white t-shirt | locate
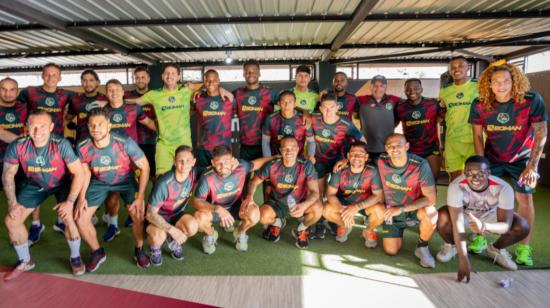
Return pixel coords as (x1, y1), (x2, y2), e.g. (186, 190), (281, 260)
(447, 175), (514, 221)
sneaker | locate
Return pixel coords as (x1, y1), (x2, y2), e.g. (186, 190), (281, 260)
(468, 235), (487, 254)
(124, 217), (133, 227)
(233, 228), (249, 252)
(3, 260), (35, 281)
(293, 228), (310, 249)
(166, 235), (180, 252)
(170, 245), (184, 261)
(134, 247), (151, 268)
(91, 215), (98, 226)
(515, 244), (534, 266)
(309, 221), (326, 240)
(150, 249), (163, 266)
(102, 213), (110, 224)
(102, 224), (120, 242)
(86, 248), (106, 272)
(28, 223), (45, 246)
(414, 246), (436, 268)
(335, 226), (352, 243)
(70, 256), (85, 276)
(363, 230), (378, 248)
(202, 230), (219, 255)
(436, 243), (457, 263)
(262, 225), (282, 242)
(323, 220), (339, 236)
(487, 244), (517, 270)
(222, 223), (235, 233)
(53, 221), (65, 233)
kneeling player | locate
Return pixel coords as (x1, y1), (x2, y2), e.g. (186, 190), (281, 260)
(146, 145), (199, 265)
(437, 156), (530, 279)
(75, 109), (150, 271)
(244, 136), (323, 249)
(323, 142), (384, 246)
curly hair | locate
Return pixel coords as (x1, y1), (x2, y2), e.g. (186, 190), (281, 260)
(478, 63), (530, 109)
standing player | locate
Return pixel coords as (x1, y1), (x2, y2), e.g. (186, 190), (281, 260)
(192, 70), (236, 175)
(244, 136), (323, 249)
(439, 56), (478, 181)
(146, 145), (198, 266)
(75, 109), (151, 271)
(331, 72), (360, 122)
(193, 145), (272, 254)
(436, 156), (530, 276)
(3, 110), (84, 280)
(357, 75), (400, 162)
(291, 65), (319, 113)
(234, 60), (276, 161)
(470, 63), (547, 266)
(395, 79), (445, 180)
(376, 134), (438, 268)
(0, 77), (28, 175)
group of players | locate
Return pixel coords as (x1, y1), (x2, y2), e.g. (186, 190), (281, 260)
(0, 56), (546, 283)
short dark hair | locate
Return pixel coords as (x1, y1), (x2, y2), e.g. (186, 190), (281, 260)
(28, 109), (52, 122)
(212, 145), (232, 159)
(278, 90), (296, 102)
(404, 78), (422, 87)
(204, 69), (219, 78)
(87, 108), (110, 121)
(42, 62), (61, 72)
(465, 155), (490, 169)
(320, 92), (337, 105)
(450, 56), (468, 64)
(81, 69), (99, 82)
(279, 135), (297, 145)
(295, 65), (311, 76)
(334, 71), (348, 79)
(134, 66), (150, 75)
(243, 60), (260, 70)
(162, 63), (180, 75)
(105, 79), (123, 89)
(347, 141), (368, 155)
(175, 145), (194, 157)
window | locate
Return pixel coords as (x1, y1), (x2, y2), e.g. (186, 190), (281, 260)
(336, 65), (357, 79)
(291, 64), (315, 80)
(525, 51), (550, 74)
(182, 67), (202, 82)
(358, 64), (447, 79)
(204, 66), (243, 82)
(258, 64), (291, 81)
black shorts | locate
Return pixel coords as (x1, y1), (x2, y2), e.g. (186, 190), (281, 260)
(195, 149), (213, 176)
(239, 144), (263, 161)
(139, 143), (156, 177)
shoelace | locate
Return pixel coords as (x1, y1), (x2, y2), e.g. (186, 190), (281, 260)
(271, 226), (281, 236)
(491, 248), (512, 264)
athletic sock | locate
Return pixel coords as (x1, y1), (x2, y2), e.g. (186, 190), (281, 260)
(14, 241), (31, 262)
(67, 238), (81, 259)
(297, 222), (307, 232)
(273, 218), (282, 228)
(417, 239), (429, 247)
(110, 215), (119, 228)
(31, 220), (41, 227)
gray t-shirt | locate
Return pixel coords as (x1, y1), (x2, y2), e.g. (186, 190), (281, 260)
(358, 94), (400, 153)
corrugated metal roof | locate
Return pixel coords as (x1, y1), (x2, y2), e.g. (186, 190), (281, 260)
(0, 54), (138, 68)
(144, 49), (327, 62)
(0, 30), (89, 51)
(370, 0), (550, 14)
(336, 46), (530, 59)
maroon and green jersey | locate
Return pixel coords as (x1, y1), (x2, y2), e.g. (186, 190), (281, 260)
(125, 89), (157, 145)
(67, 93), (105, 141)
(0, 103), (28, 165)
(194, 159), (252, 209)
(262, 110), (313, 155)
(337, 93), (359, 120)
(395, 97), (444, 157)
(311, 113), (363, 164)
(103, 102), (146, 142)
(77, 133), (144, 185)
(328, 165), (382, 206)
(234, 86), (276, 146)
(192, 93), (236, 151)
(377, 153), (435, 208)
(469, 92), (548, 164)
(149, 168), (197, 220)
(257, 157), (318, 204)
(18, 86), (75, 136)
(4, 135), (78, 189)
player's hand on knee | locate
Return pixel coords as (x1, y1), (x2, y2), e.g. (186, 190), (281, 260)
(54, 201), (73, 220)
(130, 198), (145, 220)
(341, 205), (359, 227)
(7, 203), (24, 220)
(169, 227), (187, 245)
(290, 204), (306, 218)
(74, 198), (88, 221)
(217, 207), (234, 228)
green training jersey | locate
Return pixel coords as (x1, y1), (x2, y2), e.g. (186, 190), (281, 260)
(439, 79), (478, 143)
(292, 87), (319, 113)
(140, 86), (192, 147)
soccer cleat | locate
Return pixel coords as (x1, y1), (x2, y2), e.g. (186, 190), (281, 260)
(414, 246), (436, 268)
(86, 248), (106, 272)
(102, 224), (120, 242)
(515, 244), (534, 266)
(233, 228), (249, 252)
(293, 228), (310, 249)
(323, 220), (339, 236)
(28, 223), (45, 246)
(309, 221), (326, 240)
(335, 226), (352, 243)
(487, 244), (517, 271)
(468, 235), (487, 254)
(124, 217), (133, 227)
(3, 260), (35, 281)
(53, 221), (66, 233)
(150, 249), (163, 266)
(436, 243), (457, 262)
(262, 225), (282, 242)
(363, 230), (378, 249)
(134, 247), (151, 268)
(70, 256), (85, 276)
(202, 230), (219, 255)
(170, 245), (184, 261)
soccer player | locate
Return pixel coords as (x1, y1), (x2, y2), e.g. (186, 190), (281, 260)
(375, 133), (438, 268)
(331, 72), (360, 122)
(262, 90), (315, 159)
(0, 78), (28, 175)
(146, 145), (198, 266)
(436, 156), (530, 277)
(439, 56), (478, 181)
(470, 63), (547, 266)
(193, 145), (273, 254)
(323, 142), (384, 245)
(75, 109), (151, 271)
(357, 75), (400, 162)
(234, 60), (276, 161)
(65, 69), (105, 142)
(244, 136), (323, 249)
(291, 65), (319, 113)
(3, 110), (85, 281)
(192, 69), (237, 175)
(395, 79), (445, 180)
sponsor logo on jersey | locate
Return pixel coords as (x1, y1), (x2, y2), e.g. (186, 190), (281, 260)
(100, 155), (111, 165)
(321, 129), (330, 138)
(283, 125), (292, 135)
(36, 156), (46, 166)
(168, 96), (176, 103)
(247, 96), (257, 105)
(300, 99), (307, 106)
(391, 174), (402, 184)
(385, 103), (393, 110)
(45, 97), (55, 107)
(412, 110), (421, 120)
(337, 101), (343, 110)
(456, 92), (464, 99)
(5, 113), (15, 122)
(497, 113), (510, 124)
(284, 174), (294, 183)
(112, 114), (123, 123)
(210, 101), (219, 110)
(224, 182), (235, 191)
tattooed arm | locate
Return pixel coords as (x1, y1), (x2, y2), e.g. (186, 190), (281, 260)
(520, 122), (548, 186)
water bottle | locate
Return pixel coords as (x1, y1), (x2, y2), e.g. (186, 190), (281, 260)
(287, 195), (297, 211)
(498, 278), (513, 288)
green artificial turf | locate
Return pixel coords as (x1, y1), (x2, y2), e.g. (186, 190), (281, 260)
(1, 185), (549, 276)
